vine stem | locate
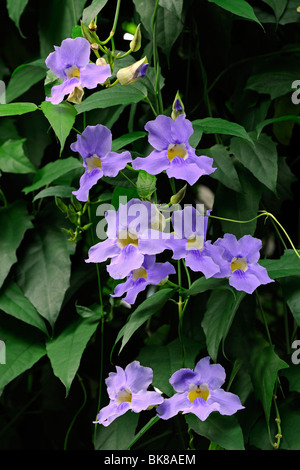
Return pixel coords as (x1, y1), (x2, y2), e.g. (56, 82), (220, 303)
(126, 415), (160, 450)
(151, 0), (163, 115)
(64, 374), (87, 450)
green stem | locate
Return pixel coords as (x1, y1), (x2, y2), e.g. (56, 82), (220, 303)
(64, 374), (87, 450)
(255, 291), (272, 346)
(120, 170), (137, 187)
(126, 415), (160, 450)
(151, 0), (163, 114)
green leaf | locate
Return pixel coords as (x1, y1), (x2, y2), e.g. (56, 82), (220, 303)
(159, 0), (183, 19)
(186, 413), (245, 450)
(46, 315), (99, 395)
(5, 60), (47, 103)
(249, 339), (288, 421)
(111, 186), (139, 210)
(16, 210), (76, 330)
(0, 102), (38, 116)
(192, 118), (253, 143)
(261, 0), (288, 21)
(114, 288), (176, 354)
(280, 276), (300, 326)
(183, 277), (230, 297)
(6, 0), (29, 37)
(95, 410), (139, 450)
(75, 82), (147, 114)
(203, 144), (242, 192)
(0, 315), (46, 389)
(208, 0), (263, 28)
(0, 139), (36, 174)
(0, 201), (33, 289)
(0, 281), (48, 335)
(32, 185), (76, 202)
(259, 250), (300, 279)
(82, 0), (109, 25)
(214, 165), (264, 238)
(111, 131), (147, 152)
(230, 132), (278, 193)
(256, 115), (300, 139)
(136, 170), (157, 200)
(201, 289), (246, 362)
(40, 101), (77, 154)
(137, 338), (201, 397)
(22, 156), (82, 194)
(246, 70), (299, 100)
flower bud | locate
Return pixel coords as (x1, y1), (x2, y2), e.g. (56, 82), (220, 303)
(170, 184), (187, 205)
(67, 85), (84, 104)
(88, 19), (97, 31)
(81, 20), (99, 46)
(96, 57), (108, 66)
(171, 91), (185, 120)
(117, 56), (148, 86)
(130, 24), (142, 52)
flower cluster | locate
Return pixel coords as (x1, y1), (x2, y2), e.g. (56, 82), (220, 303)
(94, 358), (244, 427)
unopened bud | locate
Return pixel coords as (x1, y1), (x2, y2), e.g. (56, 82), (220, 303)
(96, 57), (107, 66)
(81, 21), (99, 46)
(171, 91), (185, 120)
(130, 24), (142, 52)
(91, 42), (99, 51)
(67, 85), (84, 104)
(88, 19), (97, 31)
(117, 56), (148, 86)
(170, 184), (187, 205)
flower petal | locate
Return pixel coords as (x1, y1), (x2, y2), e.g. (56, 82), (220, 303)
(145, 115), (173, 150)
(85, 237), (120, 264)
(169, 368), (198, 393)
(125, 361), (153, 392)
(46, 77), (79, 105)
(107, 244), (144, 279)
(101, 151), (132, 177)
(185, 249), (221, 277)
(132, 150), (170, 175)
(170, 114), (194, 144)
(45, 37), (91, 78)
(80, 62), (111, 89)
(72, 167), (103, 202)
(105, 366), (127, 400)
(157, 392), (191, 420)
(194, 356), (226, 389)
(70, 124), (112, 159)
(209, 388), (245, 415)
(131, 391), (164, 412)
(166, 157), (205, 185)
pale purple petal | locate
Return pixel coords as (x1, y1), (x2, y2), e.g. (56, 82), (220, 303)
(131, 391), (163, 412)
(95, 401), (130, 426)
(188, 154), (216, 176)
(138, 229), (170, 255)
(166, 157), (206, 185)
(45, 37), (91, 78)
(111, 277), (134, 298)
(142, 254), (156, 270)
(170, 114), (194, 144)
(105, 366), (127, 399)
(86, 237), (120, 263)
(157, 392), (192, 420)
(172, 206), (205, 239)
(186, 398), (220, 421)
(132, 150), (170, 174)
(169, 368), (198, 393)
(234, 235), (262, 263)
(46, 77), (79, 104)
(248, 264), (274, 285)
(214, 234), (242, 261)
(125, 361), (153, 392)
(70, 124), (112, 159)
(145, 115), (173, 150)
(229, 269), (261, 294)
(101, 151), (132, 177)
(167, 236), (188, 260)
(80, 62), (111, 88)
(185, 249), (221, 278)
(72, 167), (103, 202)
(123, 278), (148, 304)
(147, 262), (176, 284)
(194, 356), (226, 389)
(209, 389), (244, 415)
(107, 244), (144, 279)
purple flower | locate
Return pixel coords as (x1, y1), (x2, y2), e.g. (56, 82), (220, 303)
(167, 206), (224, 278)
(212, 233), (274, 294)
(156, 356), (244, 422)
(86, 199), (170, 279)
(71, 124), (132, 201)
(94, 361), (164, 427)
(45, 37), (111, 104)
(111, 254), (176, 304)
(132, 114), (216, 185)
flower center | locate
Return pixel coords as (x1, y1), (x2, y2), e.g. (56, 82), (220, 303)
(132, 267), (147, 281)
(230, 256), (248, 273)
(116, 388), (132, 405)
(65, 65), (81, 80)
(187, 234), (204, 251)
(86, 154), (102, 173)
(167, 143), (188, 162)
(188, 383), (210, 403)
(117, 230), (139, 249)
